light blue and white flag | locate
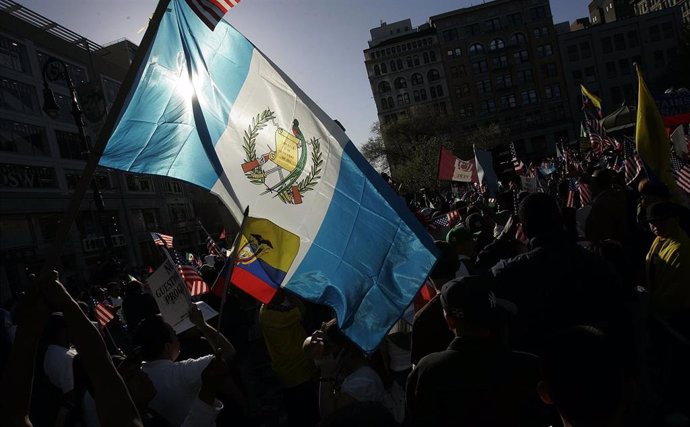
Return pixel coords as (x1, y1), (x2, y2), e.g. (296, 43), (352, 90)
(473, 146), (499, 197)
(99, 0), (436, 351)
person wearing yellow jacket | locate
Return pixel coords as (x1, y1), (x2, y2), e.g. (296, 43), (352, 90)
(645, 201), (690, 318)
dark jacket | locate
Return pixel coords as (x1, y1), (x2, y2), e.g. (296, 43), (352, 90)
(490, 237), (625, 354)
(406, 337), (549, 427)
(410, 295), (453, 366)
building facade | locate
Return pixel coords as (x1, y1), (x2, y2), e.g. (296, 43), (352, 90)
(364, 19), (451, 125)
(588, 0), (636, 25)
(429, 0), (574, 157)
(0, 1), (231, 302)
(557, 5), (685, 123)
(632, 0), (690, 25)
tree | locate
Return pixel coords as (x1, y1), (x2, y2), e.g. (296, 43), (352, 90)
(360, 107), (508, 192)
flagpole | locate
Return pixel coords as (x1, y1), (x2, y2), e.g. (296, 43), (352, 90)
(216, 206), (249, 332)
(35, 0), (172, 286)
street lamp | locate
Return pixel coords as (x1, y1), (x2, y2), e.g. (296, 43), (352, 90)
(41, 57), (114, 253)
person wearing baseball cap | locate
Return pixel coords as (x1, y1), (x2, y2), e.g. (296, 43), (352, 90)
(644, 201), (690, 319)
(445, 226), (477, 278)
(406, 276), (548, 427)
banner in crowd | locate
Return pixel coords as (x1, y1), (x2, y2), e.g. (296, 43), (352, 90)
(148, 258), (193, 332)
(474, 146), (499, 196)
(97, 0), (437, 352)
(654, 91), (690, 128)
(437, 146), (477, 182)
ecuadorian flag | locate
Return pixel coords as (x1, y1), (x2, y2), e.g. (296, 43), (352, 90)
(98, 0), (437, 352)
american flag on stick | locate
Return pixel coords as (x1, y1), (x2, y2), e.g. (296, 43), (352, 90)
(172, 250), (209, 296)
(185, 0), (241, 31)
(579, 182), (592, 206)
(671, 154), (690, 195)
(621, 137), (643, 185)
(95, 302), (115, 327)
(150, 232), (174, 248)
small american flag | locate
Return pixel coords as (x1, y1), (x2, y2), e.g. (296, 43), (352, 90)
(566, 179), (578, 209)
(150, 232), (174, 248)
(671, 154), (690, 195)
(185, 0), (240, 31)
(429, 210), (461, 230)
(579, 182), (592, 206)
(172, 250), (209, 296)
(621, 137), (642, 185)
(95, 302), (115, 327)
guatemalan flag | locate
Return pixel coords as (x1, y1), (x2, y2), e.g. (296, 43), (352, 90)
(98, 0), (437, 352)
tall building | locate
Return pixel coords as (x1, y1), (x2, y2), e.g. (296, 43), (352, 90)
(0, 1), (230, 301)
(363, 19), (451, 125)
(429, 0), (573, 157)
(557, 5), (685, 123)
(632, 0), (690, 25)
(588, 0), (636, 25)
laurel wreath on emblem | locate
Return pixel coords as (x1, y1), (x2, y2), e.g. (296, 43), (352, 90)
(241, 108), (323, 204)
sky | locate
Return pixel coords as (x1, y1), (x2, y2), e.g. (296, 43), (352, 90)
(18, 0), (587, 148)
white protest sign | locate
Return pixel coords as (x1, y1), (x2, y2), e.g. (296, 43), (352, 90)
(147, 259), (192, 332)
(173, 301), (219, 334)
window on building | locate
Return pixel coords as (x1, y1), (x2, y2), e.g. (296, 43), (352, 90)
(517, 69), (533, 84)
(486, 18), (501, 32)
(619, 58), (631, 75)
(381, 97), (389, 109)
(611, 86), (623, 105)
(545, 84), (561, 99)
(466, 23), (481, 36)
(0, 78), (39, 115)
(572, 69), (582, 82)
(36, 52), (88, 87)
(0, 119), (48, 156)
(420, 89), (427, 101)
(496, 74), (513, 89)
(653, 51), (664, 68)
(493, 55), (509, 69)
(500, 94), (517, 109)
(529, 6), (547, 20)
(584, 66), (596, 82)
(411, 73), (423, 86)
(423, 52), (429, 64)
(126, 174), (153, 192)
(430, 86), (437, 99)
(443, 29), (459, 42)
(509, 32), (527, 46)
(406, 57), (413, 68)
(427, 69), (440, 81)
(476, 79), (492, 94)
(458, 103), (475, 118)
(472, 60), (488, 74)
(489, 38), (505, 51)
(66, 170), (113, 191)
(429, 51), (436, 62)
(469, 43), (485, 55)
(507, 12), (522, 26)
(480, 99), (497, 115)
(458, 83), (471, 96)
(580, 42), (592, 59)
(567, 45), (579, 62)
(374, 64), (380, 76)
(627, 31), (639, 47)
(614, 34), (626, 51)
(413, 90), (420, 103)
(397, 59), (403, 69)
(450, 66), (459, 78)
(378, 81), (391, 93)
(537, 44), (553, 57)
(521, 89), (538, 105)
(533, 26), (549, 38)
(413, 55), (420, 66)
(380, 63), (387, 74)
(166, 181), (183, 193)
(56, 130), (87, 160)
(601, 37), (613, 54)
(513, 50), (529, 63)
(0, 35), (31, 74)
(390, 61), (397, 72)
(394, 77), (407, 90)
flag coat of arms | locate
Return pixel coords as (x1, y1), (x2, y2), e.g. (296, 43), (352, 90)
(98, 0), (437, 351)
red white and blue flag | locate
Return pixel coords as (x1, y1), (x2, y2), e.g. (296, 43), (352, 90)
(150, 232), (174, 248)
(185, 0), (240, 31)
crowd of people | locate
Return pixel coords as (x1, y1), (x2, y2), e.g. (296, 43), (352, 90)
(1, 152), (689, 426)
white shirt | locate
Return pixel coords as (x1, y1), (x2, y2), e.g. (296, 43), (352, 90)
(340, 365), (384, 403)
(143, 355), (214, 426)
(181, 398), (223, 427)
(43, 344), (77, 393)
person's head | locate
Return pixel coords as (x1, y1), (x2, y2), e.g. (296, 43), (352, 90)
(446, 226), (477, 258)
(638, 179), (670, 207)
(465, 213), (486, 236)
(518, 193), (563, 240)
(133, 315), (180, 362)
(439, 275), (514, 338)
(113, 351), (156, 409)
(646, 201), (680, 238)
(124, 279), (144, 296)
(429, 241), (460, 291)
(538, 326), (626, 427)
